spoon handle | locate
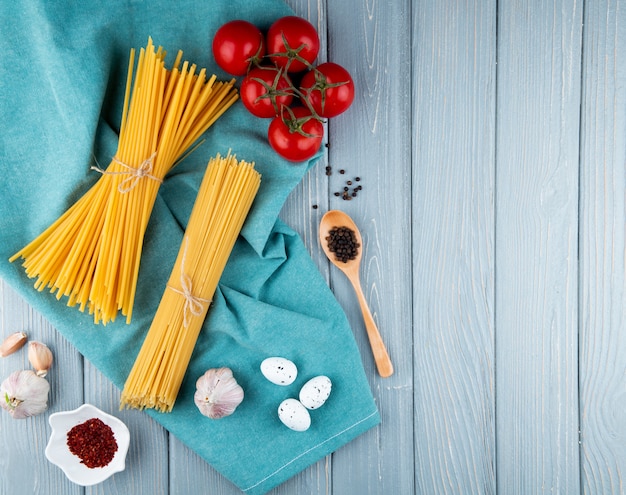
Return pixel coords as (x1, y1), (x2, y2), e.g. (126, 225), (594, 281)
(350, 279), (394, 378)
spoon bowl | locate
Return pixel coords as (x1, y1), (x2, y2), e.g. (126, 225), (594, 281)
(319, 209), (362, 269)
(319, 210), (393, 378)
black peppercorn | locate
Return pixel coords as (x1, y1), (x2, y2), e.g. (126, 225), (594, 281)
(325, 226), (360, 263)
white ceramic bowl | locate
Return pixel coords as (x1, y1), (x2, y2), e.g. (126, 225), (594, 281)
(45, 403), (130, 486)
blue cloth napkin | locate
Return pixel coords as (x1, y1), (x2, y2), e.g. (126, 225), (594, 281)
(0, 1), (379, 493)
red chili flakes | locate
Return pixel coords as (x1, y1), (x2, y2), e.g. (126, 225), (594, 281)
(66, 417), (118, 468)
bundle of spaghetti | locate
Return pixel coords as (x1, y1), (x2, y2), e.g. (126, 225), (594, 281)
(120, 153), (261, 412)
(9, 38), (238, 325)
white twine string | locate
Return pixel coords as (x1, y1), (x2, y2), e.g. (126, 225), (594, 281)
(91, 152), (162, 193)
(167, 236), (211, 328)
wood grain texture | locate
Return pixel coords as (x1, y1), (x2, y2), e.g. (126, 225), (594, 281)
(495, 0), (582, 493)
(412, 1), (497, 494)
(3, 0), (626, 494)
(322, 0), (415, 494)
(578, 0), (626, 492)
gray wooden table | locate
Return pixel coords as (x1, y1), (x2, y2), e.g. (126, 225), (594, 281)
(2, 0), (626, 494)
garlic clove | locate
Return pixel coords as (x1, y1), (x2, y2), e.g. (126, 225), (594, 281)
(28, 341), (53, 377)
(1, 369), (50, 419)
(0, 332), (27, 357)
(194, 367), (244, 419)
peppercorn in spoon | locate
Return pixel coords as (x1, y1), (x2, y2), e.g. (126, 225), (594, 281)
(319, 210), (394, 378)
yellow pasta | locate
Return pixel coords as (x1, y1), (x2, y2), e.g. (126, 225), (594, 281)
(120, 153), (260, 412)
(9, 38), (238, 325)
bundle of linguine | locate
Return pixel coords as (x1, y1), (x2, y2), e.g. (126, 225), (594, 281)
(121, 152), (261, 412)
(10, 38), (238, 325)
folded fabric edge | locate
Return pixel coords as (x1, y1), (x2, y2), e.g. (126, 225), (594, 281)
(240, 408), (380, 495)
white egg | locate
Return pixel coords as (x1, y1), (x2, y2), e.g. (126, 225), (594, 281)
(277, 398), (311, 432)
(260, 357), (298, 386)
(299, 375), (332, 410)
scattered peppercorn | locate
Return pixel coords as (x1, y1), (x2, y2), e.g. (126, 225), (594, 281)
(321, 166), (364, 205)
(66, 418), (118, 468)
(325, 226), (360, 263)
(312, 204), (318, 209)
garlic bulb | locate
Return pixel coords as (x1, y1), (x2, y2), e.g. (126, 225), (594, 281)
(1, 370), (50, 419)
(0, 332), (27, 357)
(194, 368), (244, 419)
(28, 341), (53, 377)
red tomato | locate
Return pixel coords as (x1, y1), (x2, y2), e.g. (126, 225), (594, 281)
(212, 20), (265, 76)
(266, 16), (320, 73)
(268, 106), (324, 162)
(240, 67), (294, 118)
(300, 62), (355, 118)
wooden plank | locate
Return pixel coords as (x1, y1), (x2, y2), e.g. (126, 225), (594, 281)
(321, 0), (414, 494)
(495, 0), (582, 492)
(578, 0), (626, 491)
(411, 1), (497, 493)
(0, 280), (83, 495)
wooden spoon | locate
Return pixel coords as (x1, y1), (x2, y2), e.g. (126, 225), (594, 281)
(319, 210), (394, 378)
